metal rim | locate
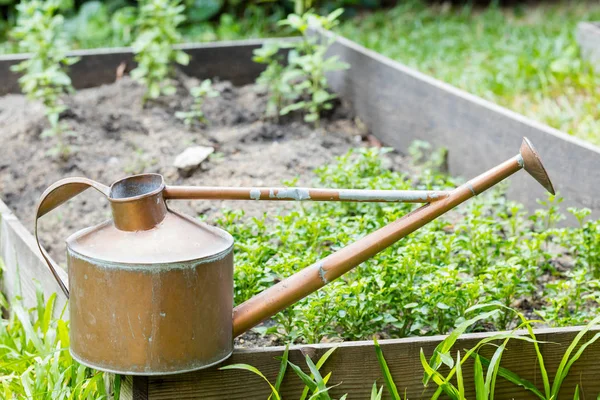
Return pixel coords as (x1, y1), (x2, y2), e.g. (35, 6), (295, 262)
(69, 348), (234, 376)
(108, 173), (166, 203)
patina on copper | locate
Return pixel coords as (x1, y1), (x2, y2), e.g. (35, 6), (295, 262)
(35, 137), (554, 375)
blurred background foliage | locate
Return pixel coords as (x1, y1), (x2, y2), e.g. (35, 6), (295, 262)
(0, 0), (386, 50)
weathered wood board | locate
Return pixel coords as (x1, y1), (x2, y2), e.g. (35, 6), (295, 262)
(0, 199), (68, 313)
(122, 326), (600, 399)
(577, 22), (600, 63)
(321, 30), (600, 219)
(0, 38), (297, 96)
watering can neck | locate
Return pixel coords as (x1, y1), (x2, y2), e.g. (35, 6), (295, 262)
(109, 174), (168, 231)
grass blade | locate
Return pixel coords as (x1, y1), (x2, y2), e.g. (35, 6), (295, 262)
(288, 360), (318, 392)
(480, 356), (546, 400)
(420, 349), (460, 399)
(573, 384), (580, 400)
(553, 331), (600, 398)
(374, 337), (401, 400)
(484, 343), (506, 400)
(300, 347), (338, 400)
(456, 351), (464, 400)
(474, 355), (486, 400)
(424, 310), (499, 385)
(305, 355), (327, 391)
(551, 315), (600, 397)
(274, 345), (289, 393)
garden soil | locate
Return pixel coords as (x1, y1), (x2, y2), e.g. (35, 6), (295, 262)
(0, 74), (413, 346)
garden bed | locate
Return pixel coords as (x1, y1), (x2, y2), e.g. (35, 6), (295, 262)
(1, 35), (600, 399)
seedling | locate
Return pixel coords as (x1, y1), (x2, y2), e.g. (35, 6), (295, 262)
(10, 0), (79, 159)
(253, 9), (349, 125)
(176, 79), (220, 126)
(131, 0), (190, 103)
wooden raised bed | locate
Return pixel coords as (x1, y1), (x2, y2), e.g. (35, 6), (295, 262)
(577, 22), (600, 63)
(2, 33), (600, 399)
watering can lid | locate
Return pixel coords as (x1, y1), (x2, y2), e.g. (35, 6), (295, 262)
(66, 210), (233, 266)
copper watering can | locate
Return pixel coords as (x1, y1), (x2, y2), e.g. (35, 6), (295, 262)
(35, 137), (554, 375)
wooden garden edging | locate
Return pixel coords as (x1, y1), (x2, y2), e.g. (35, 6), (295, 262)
(0, 198), (67, 313)
(0, 38), (297, 95)
(576, 22), (600, 63)
(120, 326), (600, 399)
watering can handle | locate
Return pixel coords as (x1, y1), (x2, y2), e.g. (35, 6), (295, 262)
(34, 177), (110, 299)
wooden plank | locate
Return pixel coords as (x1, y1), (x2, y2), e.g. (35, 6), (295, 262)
(322, 29), (600, 220)
(121, 376), (149, 400)
(0, 38), (297, 96)
(117, 326), (600, 399)
(577, 22), (600, 63)
(0, 199), (68, 313)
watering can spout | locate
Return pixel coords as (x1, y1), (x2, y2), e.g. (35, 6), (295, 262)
(520, 137), (556, 195)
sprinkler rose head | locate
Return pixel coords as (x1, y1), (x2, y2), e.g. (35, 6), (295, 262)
(520, 137), (556, 195)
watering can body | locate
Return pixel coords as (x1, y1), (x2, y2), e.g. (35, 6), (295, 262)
(67, 210), (234, 374)
(34, 138), (555, 376)
(37, 175), (236, 375)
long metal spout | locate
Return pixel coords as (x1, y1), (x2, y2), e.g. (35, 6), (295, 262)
(231, 137), (554, 337)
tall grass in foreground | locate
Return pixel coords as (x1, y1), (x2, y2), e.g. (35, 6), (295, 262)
(337, 1), (600, 144)
(222, 304), (600, 399)
(0, 262), (119, 400)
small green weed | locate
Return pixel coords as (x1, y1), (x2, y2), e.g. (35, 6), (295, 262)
(253, 9), (349, 124)
(176, 79), (220, 126)
(131, 0), (190, 103)
(10, 0), (79, 160)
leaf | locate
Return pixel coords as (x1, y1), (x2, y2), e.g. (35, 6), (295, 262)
(305, 355), (327, 391)
(424, 310), (499, 385)
(220, 364), (281, 400)
(420, 349), (460, 399)
(551, 315), (600, 397)
(274, 345), (289, 393)
(300, 347), (338, 400)
(175, 51), (190, 66)
(288, 360), (318, 392)
(374, 337), (401, 400)
(480, 356), (546, 400)
(474, 355), (486, 400)
(484, 344), (506, 400)
(186, 0), (223, 22)
(573, 384), (580, 400)
(456, 352), (465, 400)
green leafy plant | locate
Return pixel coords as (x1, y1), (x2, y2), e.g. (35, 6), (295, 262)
(176, 79), (220, 126)
(253, 9), (349, 124)
(10, 0), (79, 159)
(131, 0), (190, 102)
